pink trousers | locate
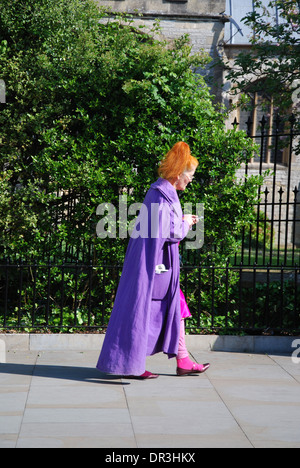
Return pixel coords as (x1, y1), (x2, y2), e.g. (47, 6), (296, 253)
(177, 319), (189, 360)
(177, 289), (191, 359)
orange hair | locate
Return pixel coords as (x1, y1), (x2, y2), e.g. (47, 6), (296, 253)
(158, 141), (198, 180)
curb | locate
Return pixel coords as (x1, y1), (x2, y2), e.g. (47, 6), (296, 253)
(0, 334), (104, 352)
(185, 334), (299, 355)
(1, 333), (299, 355)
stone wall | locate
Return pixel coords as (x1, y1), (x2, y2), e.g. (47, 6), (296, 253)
(96, 0), (226, 17)
(96, 0), (226, 98)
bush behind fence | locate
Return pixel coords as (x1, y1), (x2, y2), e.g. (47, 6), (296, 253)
(1, 260), (299, 333)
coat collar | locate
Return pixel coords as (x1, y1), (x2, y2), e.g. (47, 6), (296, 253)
(150, 178), (179, 206)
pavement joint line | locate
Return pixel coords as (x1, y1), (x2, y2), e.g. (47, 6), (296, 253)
(16, 351), (39, 449)
(268, 354), (300, 384)
(122, 380), (139, 449)
(189, 350), (255, 448)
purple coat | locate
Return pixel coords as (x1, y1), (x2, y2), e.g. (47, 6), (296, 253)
(96, 178), (190, 376)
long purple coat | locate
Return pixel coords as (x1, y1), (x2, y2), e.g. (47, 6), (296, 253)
(96, 178), (190, 376)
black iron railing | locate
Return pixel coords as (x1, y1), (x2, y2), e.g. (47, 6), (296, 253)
(0, 261), (299, 333)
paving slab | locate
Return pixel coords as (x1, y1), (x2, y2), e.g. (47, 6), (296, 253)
(0, 347), (300, 448)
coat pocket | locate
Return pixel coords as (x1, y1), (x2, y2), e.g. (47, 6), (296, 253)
(152, 268), (172, 301)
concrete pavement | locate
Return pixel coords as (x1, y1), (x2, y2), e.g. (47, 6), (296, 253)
(1, 343), (300, 448)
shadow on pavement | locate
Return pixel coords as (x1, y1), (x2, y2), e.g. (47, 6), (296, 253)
(0, 362), (130, 385)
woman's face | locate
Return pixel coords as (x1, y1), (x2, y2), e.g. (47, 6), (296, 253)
(176, 166), (196, 191)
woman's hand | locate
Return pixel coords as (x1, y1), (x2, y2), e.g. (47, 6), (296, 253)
(183, 214), (199, 228)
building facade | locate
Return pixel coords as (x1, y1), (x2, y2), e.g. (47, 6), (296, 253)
(222, 0), (300, 248)
(96, 0), (227, 99)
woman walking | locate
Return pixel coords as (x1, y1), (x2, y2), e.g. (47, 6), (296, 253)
(96, 142), (210, 379)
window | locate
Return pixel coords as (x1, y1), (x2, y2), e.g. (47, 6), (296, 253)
(224, 0), (281, 45)
(237, 87), (289, 165)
